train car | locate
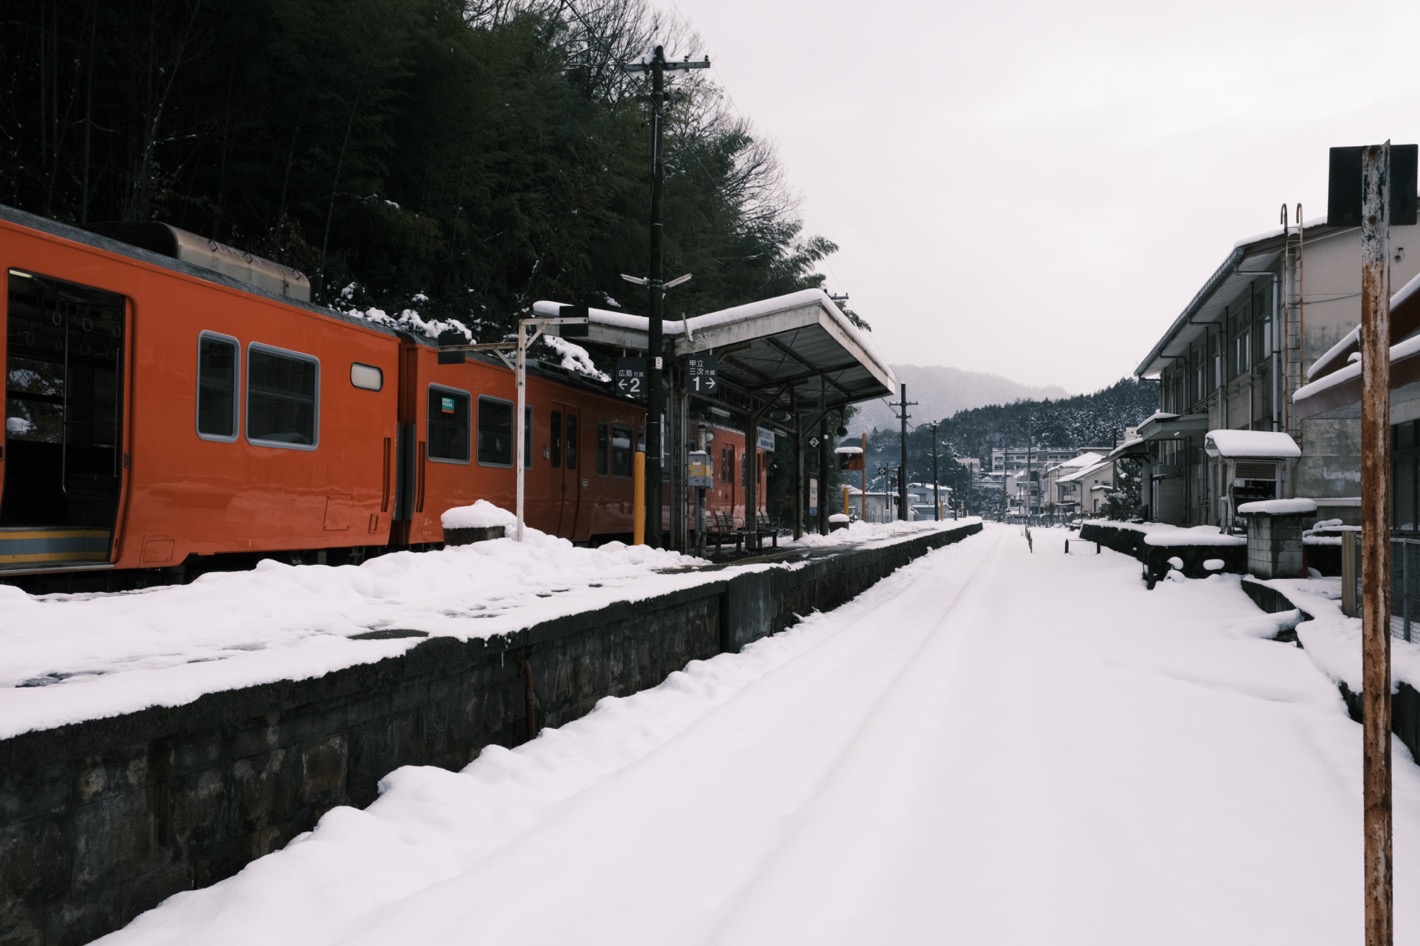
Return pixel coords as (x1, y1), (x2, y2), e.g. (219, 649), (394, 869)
(393, 342), (642, 546)
(699, 422), (770, 526)
(1, 205), (409, 579)
(0, 205), (654, 583)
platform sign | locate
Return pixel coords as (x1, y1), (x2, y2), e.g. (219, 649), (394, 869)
(687, 355), (719, 395)
(615, 358), (647, 398)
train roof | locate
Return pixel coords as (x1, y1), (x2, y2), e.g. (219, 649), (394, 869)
(0, 203), (408, 341)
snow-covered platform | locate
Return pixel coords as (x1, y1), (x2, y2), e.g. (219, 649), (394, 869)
(0, 518), (981, 943)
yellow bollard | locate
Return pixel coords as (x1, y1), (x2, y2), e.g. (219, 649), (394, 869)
(633, 450), (646, 545)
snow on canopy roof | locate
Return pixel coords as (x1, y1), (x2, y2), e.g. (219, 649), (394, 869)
(1236, 498), (1318, 516)
(1203, 429), (1301, 459)
(531, 290), (895, 414)
(834, 445), (863, 455)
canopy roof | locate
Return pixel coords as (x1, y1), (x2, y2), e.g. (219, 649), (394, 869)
(532, 289), (896, 416)
(1136, 411), (1210, 442)
(1204, 429), (1301, 459)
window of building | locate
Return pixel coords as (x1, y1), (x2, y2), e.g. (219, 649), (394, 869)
(247, 343), (318, 448)
(1395, 421), (1420, 531)
(1252, 284), (1271, 360)
(1231, 303), (1251, 378)
(427, 385), (470, 463)
(197, 332), (239, 441)
(1192, 345), (1204, 405)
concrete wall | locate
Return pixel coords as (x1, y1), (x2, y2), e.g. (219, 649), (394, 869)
(1246, 514), (1307, 579)
(0, 523), (980, 946)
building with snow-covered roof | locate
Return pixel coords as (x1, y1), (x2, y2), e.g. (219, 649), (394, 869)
(1294, 269), (1420, 531)
(1053, 455), (1116, 518)
(1133, 203), (1420, 527)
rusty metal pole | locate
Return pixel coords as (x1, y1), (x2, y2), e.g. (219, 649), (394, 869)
(1359, 142), (1394, 946)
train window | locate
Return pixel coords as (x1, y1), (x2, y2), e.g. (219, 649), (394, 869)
(550, 410), (562, 467)
(478, 397), (532, 467)
(246, 344), (318, 449)
(596, 423), (609, 475)
(197, 332), (239, 441)
(350, 363), (383, 391)
(478, 397), (514, 466)
(566, 415), (578, 470)
(427, 385), (470, 463)
(611, 425), (633, 477)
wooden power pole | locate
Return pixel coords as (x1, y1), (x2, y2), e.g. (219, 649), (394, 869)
(1359, 142), (1394, 946)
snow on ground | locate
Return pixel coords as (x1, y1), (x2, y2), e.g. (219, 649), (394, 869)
(92, 523), (1420, 946)
(0, 516), (966, 740)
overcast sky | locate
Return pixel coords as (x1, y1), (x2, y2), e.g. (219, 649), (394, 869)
(656, 0), (1420, 395)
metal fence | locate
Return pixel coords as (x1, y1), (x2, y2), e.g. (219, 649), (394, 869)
(1345, 533), (1420, 642)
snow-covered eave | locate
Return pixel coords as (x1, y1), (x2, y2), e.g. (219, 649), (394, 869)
(1203, 429), (1301, 460)
(1104, 436), (1148, 462)
(1294, 328), (1420, 419)
(1303, 270), (1420, 386)
(533, 290), (896, 409)
(1135, 223), (1344, 380)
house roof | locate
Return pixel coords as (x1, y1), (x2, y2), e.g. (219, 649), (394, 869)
(1058, 458), (1113, 484)
(1135, 219), (1343, 379)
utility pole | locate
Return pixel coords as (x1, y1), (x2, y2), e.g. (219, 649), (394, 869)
(928, 421), (941, 521)
(1359, 142), (1394, 946)
(625, 46), (709, 547)
(890, 384), (916, 521)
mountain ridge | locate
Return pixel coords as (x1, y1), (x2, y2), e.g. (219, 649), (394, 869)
(851, 364), (1073, 434)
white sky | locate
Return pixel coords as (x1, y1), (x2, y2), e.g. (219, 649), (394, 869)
(91, 524), (1420, 944)
(656, 0), (1420, 394)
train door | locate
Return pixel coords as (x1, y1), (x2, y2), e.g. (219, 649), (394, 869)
(1, 269), (125, 569)
(551, 403), (582, 537)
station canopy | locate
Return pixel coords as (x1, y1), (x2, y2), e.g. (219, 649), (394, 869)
(532, 289), (896, 415)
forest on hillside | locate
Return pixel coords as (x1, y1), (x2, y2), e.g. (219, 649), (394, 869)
(849, 377), (1160, 503)
(3, 0), (860, 339)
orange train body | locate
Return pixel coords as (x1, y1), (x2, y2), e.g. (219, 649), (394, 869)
(0, 205), (767, 579)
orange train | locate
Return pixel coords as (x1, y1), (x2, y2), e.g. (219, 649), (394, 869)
(0, 204), (767, 582)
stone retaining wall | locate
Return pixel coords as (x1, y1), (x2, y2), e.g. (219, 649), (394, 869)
(0, 523), (981, 945)
(1240, 576), (1420, 771)
(1079, 521), (1246, 587)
